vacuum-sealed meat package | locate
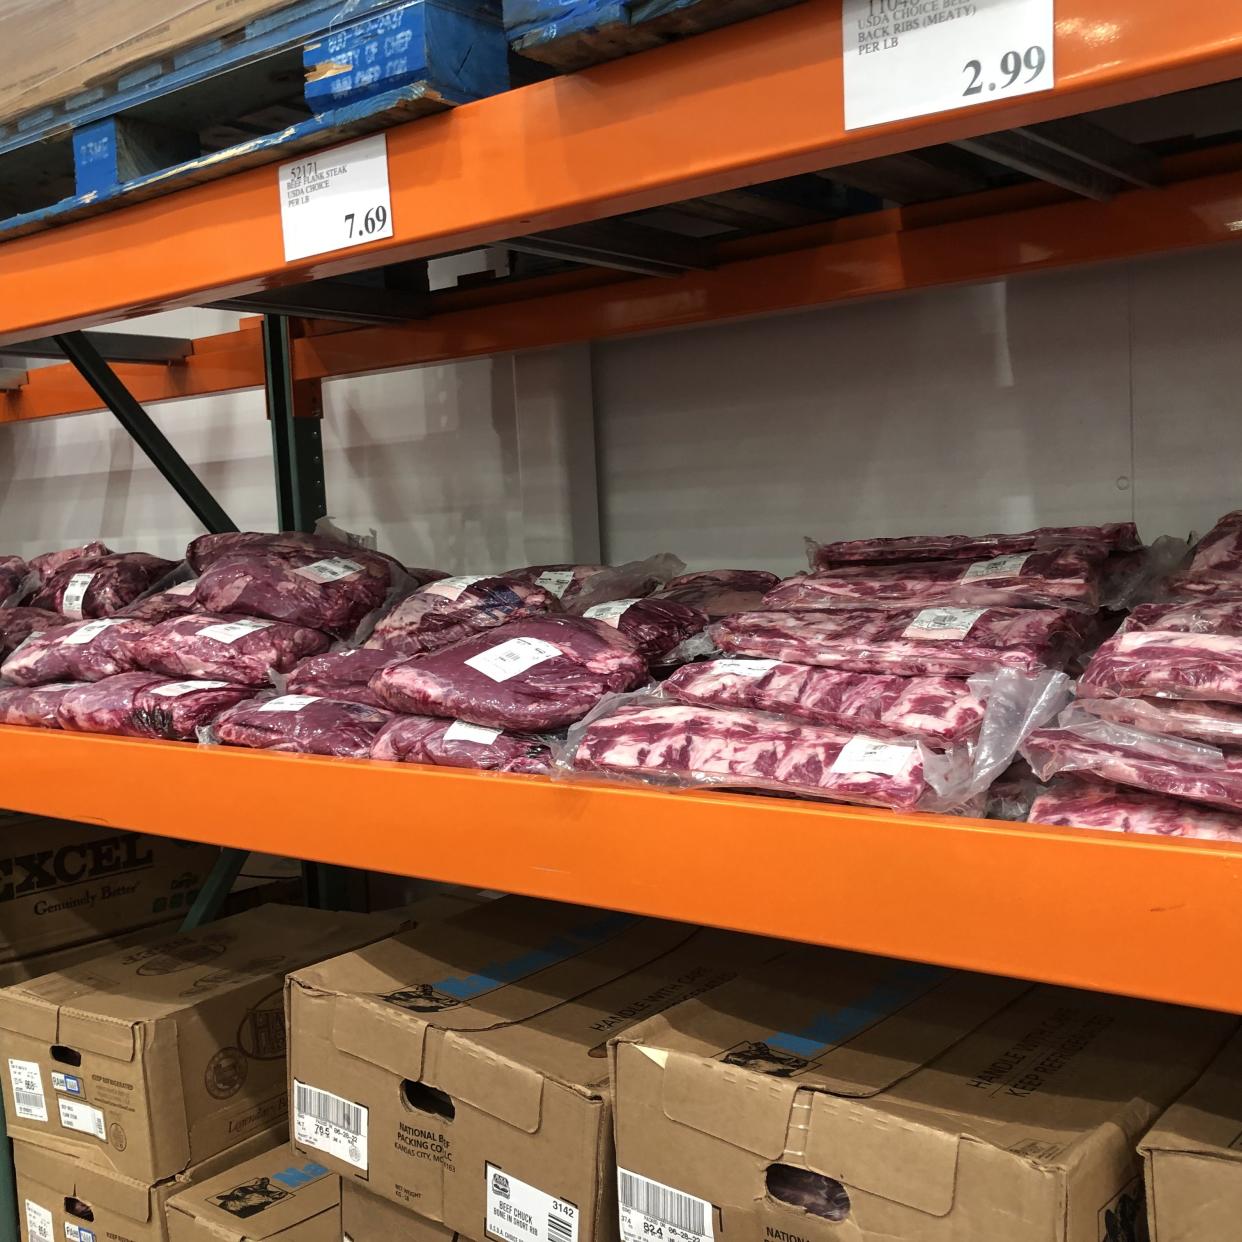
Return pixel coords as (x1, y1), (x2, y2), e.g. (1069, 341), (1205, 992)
(1079, 630), (1242, 705)
(809, 522), (1140, 569)
(365, 575), (559, 656)
(766, 547), (1105, 613)
(213, 694), (393, 758)
(1122, 599), (1242, 636)
(370, 716), (553, 774)
(0, 683), (77, 728)
(187, 529), (401, 575)
(576, 596), (706, 661)
(1028, 776), (1242, 841)
(28, 541), (112, 583)
(1, 617), (152, 685)
(1165, 510), (1242, 598)
(56, 672), (251, 739)
(662, 659), (985, 748)
(0, 607), (67, 658)
(507, 553), (683, 608)
(134, 613), (329, 686)
(654, 570), (779, 619)
(0, 555), (28, 603)
(119, 580), (200, 623)
(714, 607), (1083, 677)
(1080, 695), (1242, 747)
(371, 616), (647, 731)
(31, 552), (178, 618)
(285, 648), (399, 707)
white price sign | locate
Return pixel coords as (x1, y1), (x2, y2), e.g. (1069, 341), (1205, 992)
(279, 134), (394, 262)
(842, 0), (1054, 131)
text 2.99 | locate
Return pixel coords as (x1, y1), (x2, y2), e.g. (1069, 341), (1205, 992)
(963, 46), (1046, 96)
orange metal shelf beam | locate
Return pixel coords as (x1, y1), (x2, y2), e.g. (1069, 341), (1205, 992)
(4, 726), (1242, 1013)
(4, 0), (1242, 345)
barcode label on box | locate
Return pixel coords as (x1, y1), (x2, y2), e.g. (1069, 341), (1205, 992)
(146, 680), (232, 698)
(58, 1097), (106, 1140)
(64, 1223), (97, 1242)
(960, 553), (1030, 583)
(618, 1169), (713, 1242)
(583, 599), (638, 627)
(535, 570), (577, 598)
(830, 734), (917, 778)
(25, 1200), (53, 1242)
(423, 574), (488, 601)
(257, 694), (321, 713)
(199, 618), (273, 643)
(465, 636), (560, 683)
(444, 720), (503, 745)
(9, 1058), (47, 1121)
(485, 1163), (578, 1242)
(294, 1079), (368, 1170)
(60, 618), (118, 647)
(61, 572), (96, 619)
(294, 557), (365, 584)
(902, 606), (988, 641)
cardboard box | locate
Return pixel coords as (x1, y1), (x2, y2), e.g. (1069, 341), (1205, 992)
(1139, 1026), (1242, 1241)
(0, 903), (409, 1185)
(610, 946), (1237, 1242)
(0, 815), (219, 963)
(341, 1181), (469, 1242)
(166, 1139), (340, 1242)
(287, 896), (776, 1242)
(17, 1124), (284, 1242)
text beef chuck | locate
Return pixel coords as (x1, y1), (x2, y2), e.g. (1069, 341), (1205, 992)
(134, 614), (329, 686)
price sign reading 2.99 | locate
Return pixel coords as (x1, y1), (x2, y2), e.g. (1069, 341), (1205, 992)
(841, 0), (1054, 131)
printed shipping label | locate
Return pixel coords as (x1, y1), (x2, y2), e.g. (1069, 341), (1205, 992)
(60, 619), (118, 647)
(257, 695), (322, 713)
(902, 606), (988, 641)
(293, 556), (365, 584)
(830, 734), (917, 778)
(199, 618), (274, 643)
(465, 636), (561, 683)
(294, 1080), (368, 1171)
(535, 570), (577, 598)
(50, 1071), (82, 1096)
(64, 1224), (98, 1242)
(146, 680), (232, 698)
(486, 1163), (579, 1242)
(444, 720), (503, 745)
(618, 1169), (713, 1242)
(58, 1097), (106, 1141)
(583, 599), (638, 627)
(61, 572), (97, 620)
(960, 553), (1031, 582)
(423, 574), (489, 601)
(25, 1201), (53, 1242)
(9, 1058), (47, 1121)
(709, 659), (780, 677)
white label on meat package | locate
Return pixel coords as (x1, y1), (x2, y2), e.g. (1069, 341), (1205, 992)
(422, 574), (489, 601)
(902, 606), (988, 640)
(59, 618), (118, 647)
(842, 0), (1054, 131)
(583, 599), (638, 627)
(618, 1169), (713, 1242)
(165, 580), (198, 596)
(61, 572), (96, 619)
(25, 1201), (53, 1242)
(708, 659), (780, 677)
(535, 570), (577, 598)
(146, 680), (232, 698)
(257, 694), (321, 713)
(9, 1058), (47, 1121)
(830, 734), (917, 778)
(279, 133), (394, 262)
(58, 1097), (106, 1140)
(293, 556), (364, 584)
(465, 636), (560, 683)
(960, 553), (1030, 582)
(199, 618), (273, 643)
(294, 1080), (368, 1171)
(444, 720), (503, 745)
(486, 1163), (579, 1242)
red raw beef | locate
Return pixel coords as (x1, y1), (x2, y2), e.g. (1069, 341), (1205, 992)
(370, 716), (553, 774)
(134, 613), (328, 686)
(1, 618), (153, 685)
(214, 694), (393, 758)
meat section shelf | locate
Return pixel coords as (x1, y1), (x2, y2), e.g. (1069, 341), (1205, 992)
(4, 724), (1241, 1013)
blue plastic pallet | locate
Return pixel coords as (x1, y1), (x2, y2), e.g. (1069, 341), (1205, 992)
(505, 0), (804, 71)
(0, 0), (507, 240)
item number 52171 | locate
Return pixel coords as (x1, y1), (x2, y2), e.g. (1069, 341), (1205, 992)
(963, 46), (1047, 96)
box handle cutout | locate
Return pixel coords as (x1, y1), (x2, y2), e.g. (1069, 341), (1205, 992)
(401, 1080), (456, 1121)
(766, 1165), (851, 1222)
(51, 1046), (82, 1067)
(65, 1197), (95, 1222)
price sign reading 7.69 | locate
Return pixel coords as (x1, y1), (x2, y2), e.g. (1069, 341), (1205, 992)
(842, 0), (1054, 131)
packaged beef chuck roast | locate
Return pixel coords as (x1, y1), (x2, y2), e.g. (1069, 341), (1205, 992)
(1, 617), (153, 685)
(30, 552), (177, 618)
(370, 715), (554, 774)
(212, 694), (394, 758)
(56, 672), (252, 740)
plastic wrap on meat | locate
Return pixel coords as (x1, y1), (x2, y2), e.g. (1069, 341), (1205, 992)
(1, 618), (152, 685)
(767, 547), (1105, 613)
(213, 694), (394, 758)
(134, 613), (329, 686)
(370, 715), (553, 774)
(371, 616), (646, 731)
(1021, 714), (1242, 813)
(1029, 777), (1242, 841)
(1123, 599), (1242, 636)
(663, 659), (985, 748)
(1165, 510), (1242, 598)
(809, 522), (1140, 569)
(0, 607), (66, 658)
(508, 554), (684, 608)
(0, 555), (28, 603)
(1079, 630), (1242, 705)
(285, 647), (399, 707)
(0, 682), (77, 728)
(118, 582), (200, 623)
(714, 607), (1083, 677)
(365, 575), (559, 657)
(577, 597), (706, 660)
(56, 672), (253, 739)
(568, 699), (939, 810)
(56, 672), (166, 735)
(1080, 695), (1242, 747)
(28, 541), (112, 583)
(655, 570), (781, 619)
(505, 563), (608, 601)
(186, 529), (400, 574)
(30, 552), (178, 618)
